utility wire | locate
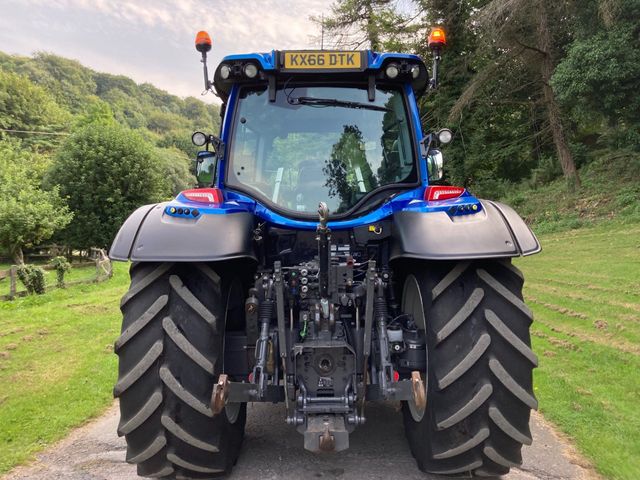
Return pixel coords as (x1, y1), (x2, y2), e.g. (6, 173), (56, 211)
(0, 128), (69, 136)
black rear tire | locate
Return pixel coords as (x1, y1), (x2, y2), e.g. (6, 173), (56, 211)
(114, 262), (247, 479)
(400, 260), (537, 477)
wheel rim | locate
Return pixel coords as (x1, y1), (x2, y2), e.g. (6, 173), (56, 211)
(223, 276), (243, 424)
(401, 274), (427, 422)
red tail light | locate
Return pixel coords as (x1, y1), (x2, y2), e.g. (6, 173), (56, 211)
(181, 188), (223, 204)
(425, 186), (465, 201)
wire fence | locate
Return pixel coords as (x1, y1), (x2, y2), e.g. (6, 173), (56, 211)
(0, 248), (112, 301)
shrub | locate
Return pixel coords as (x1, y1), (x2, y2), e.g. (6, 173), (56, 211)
(16, 265), (46, 295)
(49, 256), (71, 288)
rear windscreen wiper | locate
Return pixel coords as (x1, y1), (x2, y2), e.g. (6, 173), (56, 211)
(289, 96), (392, 112)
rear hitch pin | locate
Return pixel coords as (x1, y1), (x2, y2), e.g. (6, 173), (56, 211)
(210, 373), (229, 415)
(411, 371), (427, 412)
(319, 426), (336, 452)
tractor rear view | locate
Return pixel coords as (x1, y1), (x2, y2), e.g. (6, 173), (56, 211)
(110, 28), (540, 479)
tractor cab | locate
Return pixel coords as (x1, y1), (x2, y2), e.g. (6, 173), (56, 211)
(190, 30), (454, 225)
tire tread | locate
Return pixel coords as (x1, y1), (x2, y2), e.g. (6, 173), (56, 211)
(116, 263), (246, 479)
(402, 260), (536, 477)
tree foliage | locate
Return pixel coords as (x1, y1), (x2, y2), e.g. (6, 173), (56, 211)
(552, 21), (640, 127)
(315, 0), (421, 50)
(0, 50), (209, 253)
(47, 120), (167, 249)
(318, 0), (639, 194)
(0, 139), (73, 263)
(0, 70), (70, 149)
(0, 51), (219, 154)
(154, 146), (196, 195)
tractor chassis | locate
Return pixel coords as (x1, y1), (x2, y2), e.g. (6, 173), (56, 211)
(210, 205), (423, 452)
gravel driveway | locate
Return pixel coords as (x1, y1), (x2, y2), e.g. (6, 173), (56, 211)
(3, 402), (597, 480)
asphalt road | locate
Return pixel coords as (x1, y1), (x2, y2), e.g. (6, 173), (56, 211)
(3, 402), (597, 480)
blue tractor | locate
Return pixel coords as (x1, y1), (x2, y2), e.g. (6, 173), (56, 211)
(110, 28), (540, 479)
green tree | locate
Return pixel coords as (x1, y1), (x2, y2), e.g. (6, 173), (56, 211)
(74, 98), (116, 127)
(0, 140), (72, 264)
(552, 1), (640, 137)
(146, 110), (190, 133)
(158, 128), (200, 157)
(446, 0), (582, 188)
(47, 120), (167, 249)
(315, 0), (418, 50)
(182, 97), (214, 127)
(0, 70), (70, 149)
(32, 53), (97, 112)
(154, 146), (196, 195)
(0, 50), (219, 156)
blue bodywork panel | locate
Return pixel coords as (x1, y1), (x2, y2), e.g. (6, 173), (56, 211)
(186, 50), (484, 230)
(167, 189), (483, 231)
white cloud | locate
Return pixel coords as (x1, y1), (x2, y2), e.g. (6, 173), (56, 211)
(0, 0), (332, 101)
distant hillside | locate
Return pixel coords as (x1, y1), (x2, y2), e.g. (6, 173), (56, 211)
(0, 51), (218, 157)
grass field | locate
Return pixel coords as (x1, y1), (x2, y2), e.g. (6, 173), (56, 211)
(0, 262), (129, 474)
(0, 223), (638, 478)
(516, 222), (640, 479)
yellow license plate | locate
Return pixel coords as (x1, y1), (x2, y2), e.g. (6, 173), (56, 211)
(282, 51), (363, 71)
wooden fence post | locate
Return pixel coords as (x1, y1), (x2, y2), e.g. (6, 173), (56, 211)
(9, 266), (17, 301)
(93, 248), (112, 281)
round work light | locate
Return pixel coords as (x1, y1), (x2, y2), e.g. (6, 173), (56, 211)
(191, 131), (208, 146)
(220, 64), (231, 80)
(385, 64), (400, 79)
(244, 63), (258, 78)
(437, 128), (453, 144)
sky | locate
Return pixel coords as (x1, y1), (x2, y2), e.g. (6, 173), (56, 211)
(0, 0), (331, 103)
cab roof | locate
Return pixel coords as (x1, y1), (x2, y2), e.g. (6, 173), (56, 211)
(212, 50), (429, 102)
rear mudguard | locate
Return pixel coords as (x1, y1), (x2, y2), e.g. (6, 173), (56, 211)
(109, 202), (256, 262)
(390, 200), (540, 260)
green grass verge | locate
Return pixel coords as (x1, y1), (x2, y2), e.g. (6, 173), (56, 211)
(0, 262), (129, 474)
(516, 221), (640, 479)
(502, 150), (640, 234)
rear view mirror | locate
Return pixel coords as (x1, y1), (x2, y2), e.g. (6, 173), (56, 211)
(427, 149), (444, 182)
(195, 150), (216, 187)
